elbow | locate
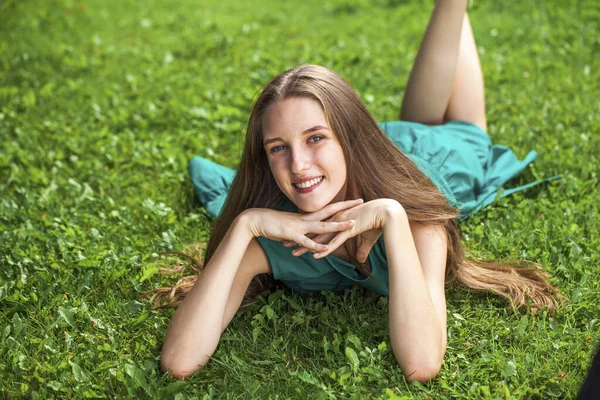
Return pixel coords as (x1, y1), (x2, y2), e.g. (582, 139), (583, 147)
(404, 362), (441, 383)
(400, 355), (443, 383)
(163, 367), (193, 381)
(393, 335), (446, 383)
(160, 332), (217, 379)
(160, 349), (205, 380)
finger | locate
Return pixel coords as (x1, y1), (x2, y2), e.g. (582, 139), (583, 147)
(308, 220), (355, 235)
(313, 229), (354, 259)
(292, 235), (329, 257)
(302, 198), (363, 221)
(291, 232), (330, 256)
(292, 240), (316, 256)
(294, 235), (329, 253)
(291, 247), (310, 257)
(284, 232), (318, 247)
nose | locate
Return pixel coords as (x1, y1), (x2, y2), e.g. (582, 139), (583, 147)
(290, 147), (311, 174)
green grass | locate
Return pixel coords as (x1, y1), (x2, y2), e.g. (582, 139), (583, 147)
(1, 0), (599, 398)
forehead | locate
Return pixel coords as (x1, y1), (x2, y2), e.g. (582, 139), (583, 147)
(262, 97), (328, 139)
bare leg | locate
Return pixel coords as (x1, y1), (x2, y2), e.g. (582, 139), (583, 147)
(399, 0), (467, 125)
(443, 14), (487, 130)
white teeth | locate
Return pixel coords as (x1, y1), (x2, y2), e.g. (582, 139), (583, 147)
(295, 177), (323, 189)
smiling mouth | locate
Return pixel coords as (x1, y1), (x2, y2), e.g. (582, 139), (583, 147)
(293, 176), (324, 190)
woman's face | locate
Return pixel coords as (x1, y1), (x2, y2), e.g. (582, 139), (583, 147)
(262, 97), (347, 213)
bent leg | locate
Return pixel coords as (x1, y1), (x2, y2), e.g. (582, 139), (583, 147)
(443, 14), (487, 131)
(399, 0), (467, 125)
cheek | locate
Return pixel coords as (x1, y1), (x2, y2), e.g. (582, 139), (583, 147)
(333, 155), (348, 185)
(268, 158), (286, 180)
(321, 148), (347, 179)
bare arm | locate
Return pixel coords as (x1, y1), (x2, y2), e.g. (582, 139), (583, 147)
(276, 199), (448, 382)
(220, 237), (271, 333)
(383, 206), (448, 383)
(160, 200), (361, 379)
(160, 214), (256, 379)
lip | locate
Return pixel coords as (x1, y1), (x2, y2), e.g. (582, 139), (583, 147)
(293, 175), (324, 185)
(293, 176), (324, 194)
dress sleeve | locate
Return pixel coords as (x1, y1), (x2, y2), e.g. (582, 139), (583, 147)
(188, 156), (235, 218)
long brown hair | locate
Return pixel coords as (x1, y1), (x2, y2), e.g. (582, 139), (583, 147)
(149, 64), (561, 311)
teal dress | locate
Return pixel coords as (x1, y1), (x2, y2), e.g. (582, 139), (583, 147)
(188, 120), (560, 295)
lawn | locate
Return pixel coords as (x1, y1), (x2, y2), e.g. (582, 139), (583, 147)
(1, 0), (599, 398)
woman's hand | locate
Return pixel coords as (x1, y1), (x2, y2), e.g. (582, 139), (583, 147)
(240, 199), (365, 253)
(283, 199), (405, 261)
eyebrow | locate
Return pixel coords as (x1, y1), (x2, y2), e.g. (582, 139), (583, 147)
(263, 125), (329, 147)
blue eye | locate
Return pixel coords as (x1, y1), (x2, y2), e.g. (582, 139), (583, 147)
(269, 135), (324, 154)
(270, 145), (286, 153)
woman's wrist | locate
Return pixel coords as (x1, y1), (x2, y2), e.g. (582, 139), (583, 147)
(233, 208), (259, 241)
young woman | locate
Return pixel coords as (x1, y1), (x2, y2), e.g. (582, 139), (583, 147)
(157, 0), (561, 382)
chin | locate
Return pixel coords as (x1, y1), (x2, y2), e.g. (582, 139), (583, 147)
(298, 205), (320, 213)
(295, 198), (332, 213)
